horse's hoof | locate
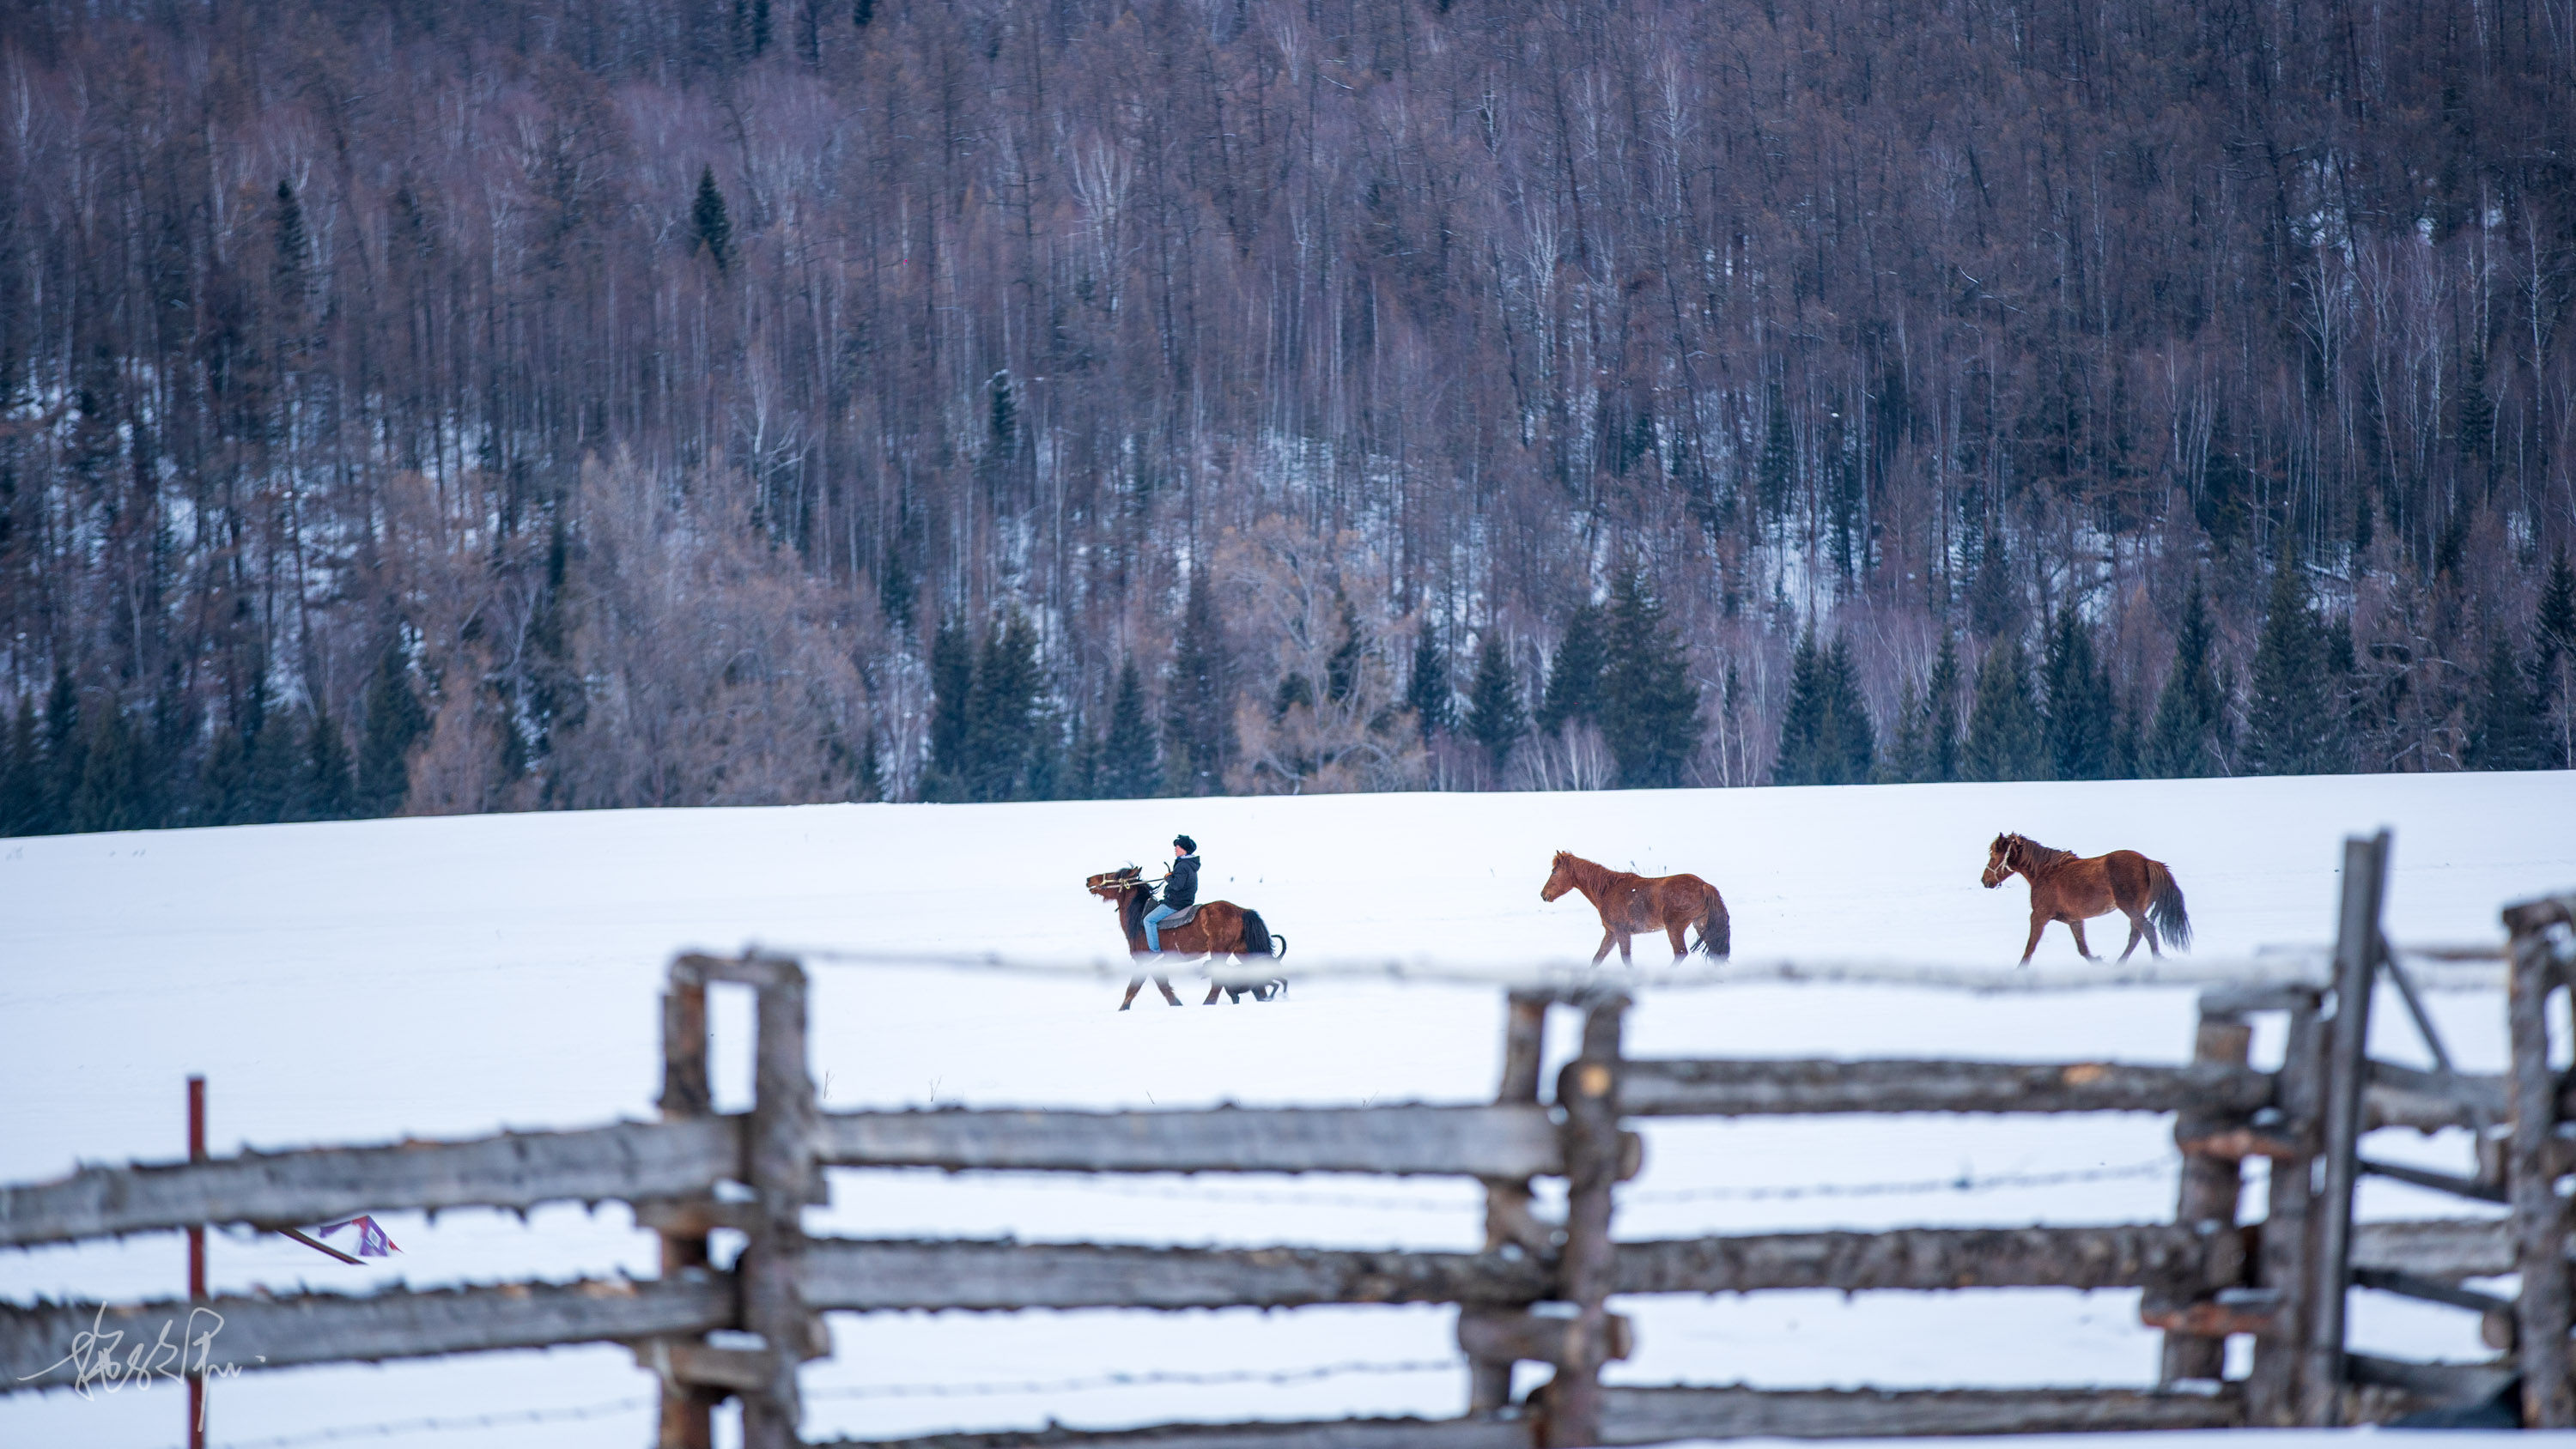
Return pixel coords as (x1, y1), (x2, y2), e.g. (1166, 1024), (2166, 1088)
(1118, 1003), (1131, 1011)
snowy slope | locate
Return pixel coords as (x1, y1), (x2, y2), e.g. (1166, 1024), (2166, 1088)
(3, 771), (2571, 1449)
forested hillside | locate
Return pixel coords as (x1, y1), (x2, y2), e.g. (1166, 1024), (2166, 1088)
(0, 0), (2570, 833)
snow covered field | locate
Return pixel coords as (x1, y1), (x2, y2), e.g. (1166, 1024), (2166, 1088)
(3, 770), (2573, 1449)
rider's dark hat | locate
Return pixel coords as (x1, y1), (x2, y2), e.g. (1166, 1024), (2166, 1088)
(1173, 834), (1196, 853)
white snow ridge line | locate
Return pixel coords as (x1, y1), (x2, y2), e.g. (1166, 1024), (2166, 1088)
(751, 943), (2506, 994)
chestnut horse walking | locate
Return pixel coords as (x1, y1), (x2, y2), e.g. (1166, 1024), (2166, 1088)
(1981, 833), (2191, 964)
(1084, 866), (1287, 1009)
(1540, 852), (1732, 964)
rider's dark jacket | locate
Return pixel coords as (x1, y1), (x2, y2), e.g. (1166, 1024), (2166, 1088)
(1161, 853), (1201, 911)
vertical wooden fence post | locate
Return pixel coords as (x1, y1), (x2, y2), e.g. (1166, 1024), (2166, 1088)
(1470, 991), (1551, 1416)
(652, 965), (719, 1449)
(2301, 830), (2389, 1427)
(2159, 1000), (2251, 1384)
(1542, 991), (1629, 1449)
(185, 1075), (206, 1449)
(740, 955), (825, 1449)
(2245, 989), (2323, 1425)
(2505, 894), (2576, 1428)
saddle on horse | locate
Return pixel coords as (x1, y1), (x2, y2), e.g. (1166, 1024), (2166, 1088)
(1154, 902), (1204, 930)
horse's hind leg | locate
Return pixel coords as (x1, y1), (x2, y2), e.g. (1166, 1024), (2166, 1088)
(2068, 919), (2100, 962)
(1156, 976), (1184, 1006)
(1203, 981), (1223, 1005)
(1592, 931), (1617, 966)
(1667, 920), (1690, 961)
(2117, 913), (2148, 963)
(1121, 976), (1145, 1010)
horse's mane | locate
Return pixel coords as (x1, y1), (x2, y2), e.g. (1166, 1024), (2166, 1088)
(1558, 852), (1625, 891)
(2010, 835), (2077, 871)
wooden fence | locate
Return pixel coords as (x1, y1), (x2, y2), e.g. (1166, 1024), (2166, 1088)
(4, 832), (2573, 1447)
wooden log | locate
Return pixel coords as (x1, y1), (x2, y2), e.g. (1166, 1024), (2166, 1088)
(741, 957), (823, 1449)
(1593, 1385), (2244, 1440)
(1541, 995), (1627, 1449)
(1458, 1309), (1631, 1370)
(0, 1118), (740, 1249)
(2163, 1005), (2253, 1383)
(2507, 905), (2576, 1428)
(2351, 1266), (2514, 1317)
(1471, 990), (1551, 1416)
(818, 1103), (1566, 1179)
(2245, 987), (2323, 1426)
(2302, 830), (2390, 1427)
(2352, 1217), (2514, 1280)
(649, 969), (722, 1449)
(2359, 1156), (2506, 1204)
(2366, 1060), (2507, 1131)
(815, 1415), (1532, 1449)
(635, 1340), (773, 1393)
(0, 1278), (732, 1390)
(2345, 1352), (2517, 1405)
(813, 1389), (2241, 1449)
(799, 1239), (1550, 1311)
(1609, 1223), (2222, 1294)
(1617, 1057), (2272, 1118)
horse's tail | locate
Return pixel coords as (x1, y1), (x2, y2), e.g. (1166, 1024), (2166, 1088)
(1695, 887), (1732, 959)
(2149, 866), (2192, 953)
(1240, 909), (1274, 960)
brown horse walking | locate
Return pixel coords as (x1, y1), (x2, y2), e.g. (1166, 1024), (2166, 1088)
(1981, 833), (2192, 964)
(1540, 852), (1732, 965)
(1085, 866), (1288, 1009)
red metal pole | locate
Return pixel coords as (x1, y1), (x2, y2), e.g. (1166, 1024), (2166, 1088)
(187, 1076), (206, 1449)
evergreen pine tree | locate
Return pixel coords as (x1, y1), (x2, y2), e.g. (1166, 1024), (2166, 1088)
(963, 612), (1042, 801)
(1324, 593), (1363, 705)
(1101, 659), (1162, 798)
(2147, 579), (2228, 778)
(357, 638), (430, 817)
(923, 618), (975, 802)
(1163, 571), (1236, 795)
(307, 707), (356, 820)
(0, 699), (35, 835)
(240, 688), (304, 823)
(145, 665), (194, 828)
(1600, 569), (1702, 788)
(2534, 552), (2574, 767)
(2466, 634), (2546, 772)
(1772, 629), (1828, 785)
(72, 706), (144, 833)
(1757, 383), (1795, 519)
(1885, 676), (1929, 784)
(692, 166), (732, 273)
(41, 667), (82, 833)
(2042, 604), (2114, 780)
(0, 694), (31, 834)
(1406, 615), (1452, 741)
(1824, 635), (1876, 783)
(1924, 634), (1963, 783)
(2245, 561), (2340, 775)
(1963, 639), (2044, 781)
(1538, 601), (1606, 736)
(1464, 631), (1527, 779)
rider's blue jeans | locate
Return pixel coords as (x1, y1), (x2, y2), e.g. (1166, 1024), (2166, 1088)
(1142, 904), (1179, 952)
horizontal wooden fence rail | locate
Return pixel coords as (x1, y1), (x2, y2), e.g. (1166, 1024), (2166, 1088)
(0, 1119), (743, 1250)
(819, 1104), (1583, 1179)
(0, 1276), (732, 1391)
(1622, 1057), (2269, 1117)
(817, 1386), (2249, 1449)
(0, 1104), (1619, 1252)
(0, 1216), (2514, 1391)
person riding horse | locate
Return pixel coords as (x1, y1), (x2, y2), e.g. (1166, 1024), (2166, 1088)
(1143, 835), (1200, 953)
